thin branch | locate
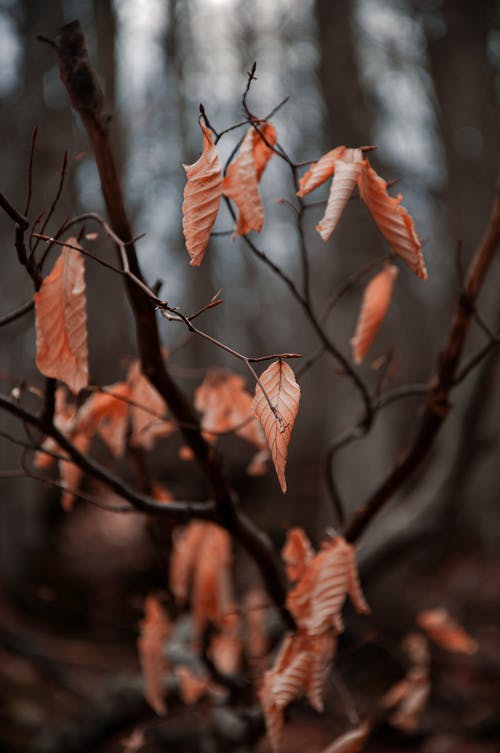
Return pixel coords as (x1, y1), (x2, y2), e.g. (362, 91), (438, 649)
(322, 256), (390, 323)
(24, 127), (38, 216)
(0, 191), (29, 228)
(31, 150), (68, 262)
(53, 22), (293, 625)
(0, 299), (34, 327)
(0, 391), (215, 521)
(454, 334), (500, 385)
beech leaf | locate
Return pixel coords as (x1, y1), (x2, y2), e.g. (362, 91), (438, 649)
(182, 118), (222, 266)
(34, 238), (88, 394)
(316, 148), (364, 241)
(358, 163), (427, 279)
(222, 122), (276, 235)
(351, 263), (399, 364)
(296, 146), (346, 197)
(253, 360), (300, 493)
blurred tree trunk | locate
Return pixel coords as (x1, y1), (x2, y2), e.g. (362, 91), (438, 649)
(425, 0), (500, 253)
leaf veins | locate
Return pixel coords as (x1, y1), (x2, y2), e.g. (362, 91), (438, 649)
(222, 122), (276, 235)
(358, 163), (427, 279)
(182, 119), (222, 266)
(351, 263), (399, 364)
(34, 238), (88, 394)
(253, 360), (300, 493)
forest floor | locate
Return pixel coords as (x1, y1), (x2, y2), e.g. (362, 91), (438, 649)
(1, 504), (499, 753)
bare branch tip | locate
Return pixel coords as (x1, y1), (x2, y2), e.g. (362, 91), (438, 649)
(36, 34), (57, 49)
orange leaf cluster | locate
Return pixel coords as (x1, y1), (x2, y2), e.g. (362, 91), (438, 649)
(417, 607), (478, 654)
(182, 119), (222, 266)
(34, 361), (173, 510)
(222, 122), (277, 235)
(297, 149), (427, 279)
(351, 263), (399, 364)
(259, 532), (369, 753)
(253, 360), (300, 493)
(260, 631), (336, 753)
(34, 238), (88, 394)
(137, 596), (171, 715)
(286, 533), (370, 636)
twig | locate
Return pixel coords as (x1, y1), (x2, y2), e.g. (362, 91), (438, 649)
(0, 299), (34, 327)
(24, 127), (38, 216)
(31, 150), (68, 263)
(0, 390), (216, 521)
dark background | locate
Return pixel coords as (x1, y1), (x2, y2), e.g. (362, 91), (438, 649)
(0, 1), (499, 751)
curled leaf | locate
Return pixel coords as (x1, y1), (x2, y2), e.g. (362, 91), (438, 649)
(222, 122), (276, 235)
(316, 149), (364, 241)
(358, 164), (427, 279)
(182, 119), (222, 266)
(351, 263), (399, 364)
(34, 238), (88, 394)
(253, 360), (300, 493)
(297, 146), (346, 197)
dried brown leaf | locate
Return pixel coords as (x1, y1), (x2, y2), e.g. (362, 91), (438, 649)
(316, 148), (364, 241)
(358, 163), (427, 279)
(253, 360), (300, 493)
(34, 238), (88, 394)
(296, 146), (346, 197)
(222, 122), (276, 235)
(351, 263), (399, 364)
(182, 119), (222, 266)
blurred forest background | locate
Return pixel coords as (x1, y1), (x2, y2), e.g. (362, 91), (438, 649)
(0, 1), (499, 751)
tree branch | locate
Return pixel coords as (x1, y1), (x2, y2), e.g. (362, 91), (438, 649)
(53, 21), (292, 625)
(344, 174), (500, 543)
